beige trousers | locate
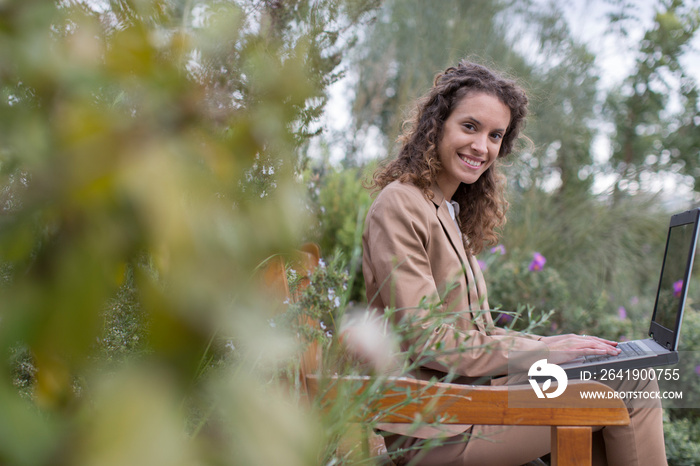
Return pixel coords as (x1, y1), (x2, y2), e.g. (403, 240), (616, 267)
(384, 378), (668, 466)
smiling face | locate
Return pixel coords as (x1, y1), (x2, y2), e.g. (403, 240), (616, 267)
(436, 91), (511, 200)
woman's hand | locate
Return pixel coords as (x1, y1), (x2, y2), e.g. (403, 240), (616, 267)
(540, 334), (621, 365)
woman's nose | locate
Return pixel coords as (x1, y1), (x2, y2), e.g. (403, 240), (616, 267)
(471, 133), (488, 155)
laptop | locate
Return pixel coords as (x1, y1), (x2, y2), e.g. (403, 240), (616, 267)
(561, 207), (700, 379)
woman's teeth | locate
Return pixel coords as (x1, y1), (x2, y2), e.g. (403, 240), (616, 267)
(459, 155), (482, 168)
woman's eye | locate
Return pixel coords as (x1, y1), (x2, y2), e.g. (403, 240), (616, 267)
(491, 133), (503, 140)
(463, 123), (476, 131)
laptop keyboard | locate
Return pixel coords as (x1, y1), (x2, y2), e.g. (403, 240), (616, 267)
(582, 341), (647, 364)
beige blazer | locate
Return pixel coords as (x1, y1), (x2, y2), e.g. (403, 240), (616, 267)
(362, 180), (548, 438)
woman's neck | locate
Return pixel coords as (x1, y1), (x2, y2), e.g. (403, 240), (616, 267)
(435, 172), (459, 202)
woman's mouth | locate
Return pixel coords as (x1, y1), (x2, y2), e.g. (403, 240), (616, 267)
(458, 153), (483, 169)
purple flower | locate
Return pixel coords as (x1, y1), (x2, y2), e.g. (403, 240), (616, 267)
(673, 280), (684, 298)
(495, 312), (513, 326)
(477, 259), (487, 270)
(620, 335), (629, 342)
(618, 306), (627, 320)
(528, 252), (547, 272)
(695, 364), (700, 376)
(490, 244), (506, 255)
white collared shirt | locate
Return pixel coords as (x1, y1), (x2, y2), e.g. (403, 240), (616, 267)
(445, 200), (461, 231)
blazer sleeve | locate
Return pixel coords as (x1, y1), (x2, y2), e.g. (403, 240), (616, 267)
(363, 185), (548, 378)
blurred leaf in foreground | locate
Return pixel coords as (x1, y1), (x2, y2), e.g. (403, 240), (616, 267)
(0, 0), (379, 464)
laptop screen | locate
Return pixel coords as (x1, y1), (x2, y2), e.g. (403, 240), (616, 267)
(652, 222), (696, 330)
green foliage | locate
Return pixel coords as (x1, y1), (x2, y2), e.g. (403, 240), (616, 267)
(287, 252), (350, 338)
(664, 308), (700, 409)
(9, 346), (36, 401)
(606, 0), (700, 196)
(664, 412), (700, 466)
(0, 1), (380, 465)
(308, 167), (372, 260)
(512, 1), (600, 197)
(484, 246), (636, 340)
(483, 247), (569, 332)
(497, 188), (668, 337)
(97, 265), (149, 362)
(305, 163), (373, 302)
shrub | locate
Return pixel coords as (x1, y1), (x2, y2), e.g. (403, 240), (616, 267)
(305, 164), (373, 303)
(664, 413), (700, 466)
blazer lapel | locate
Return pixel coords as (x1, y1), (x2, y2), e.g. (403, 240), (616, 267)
(429, 185), (487, 330)
(430, 184), (468, 264)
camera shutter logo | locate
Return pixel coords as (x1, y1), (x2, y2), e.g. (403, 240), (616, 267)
(528, 359), (568, 399)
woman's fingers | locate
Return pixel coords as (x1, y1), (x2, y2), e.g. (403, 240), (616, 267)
(581, 335), (618, 346)
(579, 336), (621, 354)
(542, 334), (621, 356)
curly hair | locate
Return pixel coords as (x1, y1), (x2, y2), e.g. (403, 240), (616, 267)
(370, 60), (529, 254)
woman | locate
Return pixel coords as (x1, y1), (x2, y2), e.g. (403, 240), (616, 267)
(361, 61), (667, 465)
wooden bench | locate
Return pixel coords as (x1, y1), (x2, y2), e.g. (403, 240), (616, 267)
(263, 244), (630, 466)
